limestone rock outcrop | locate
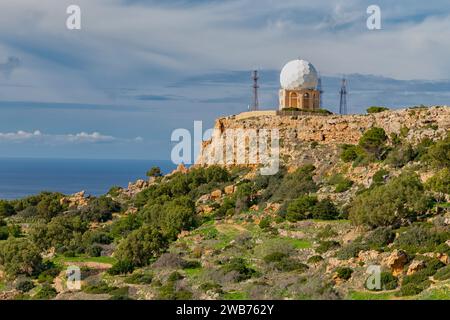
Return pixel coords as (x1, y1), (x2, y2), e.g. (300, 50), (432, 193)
(383, 249), (409, 276)
(60, 191), (89, 209)
(197, 106), (450, 170)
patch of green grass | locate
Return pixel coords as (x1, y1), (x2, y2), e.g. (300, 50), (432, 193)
(0, 282), (6, 291)
(222, 291), (248, 300)
(348, 290), (396, 300)
(283, 238), (312, 249)
(184, 268), (202, 278)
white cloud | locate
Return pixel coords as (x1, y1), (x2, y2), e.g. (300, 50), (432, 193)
(0, 130), (143, 144)
(0, 0), (450, 105)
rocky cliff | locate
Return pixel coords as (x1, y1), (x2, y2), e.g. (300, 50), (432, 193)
(197, 106), (450, 171)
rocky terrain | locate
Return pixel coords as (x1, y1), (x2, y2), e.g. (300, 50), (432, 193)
(0, 106), (449, 300)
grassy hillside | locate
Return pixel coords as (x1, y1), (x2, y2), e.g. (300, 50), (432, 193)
(0, 116), (449, 300)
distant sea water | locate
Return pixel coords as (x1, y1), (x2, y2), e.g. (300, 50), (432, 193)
(0, 158), (177, 200)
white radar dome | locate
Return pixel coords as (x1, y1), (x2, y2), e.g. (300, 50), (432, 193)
(280, 59), (318, 90)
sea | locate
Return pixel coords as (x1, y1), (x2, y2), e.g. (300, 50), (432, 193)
(0, 158), (177, 200)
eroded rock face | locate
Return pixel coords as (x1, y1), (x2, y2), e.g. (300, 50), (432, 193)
(210, 189), (223, 200)
(224, 185), (235, 195)
(197, 106), (450, 170)
(407, 260), (426, 275)
(383, 250), (409, 276)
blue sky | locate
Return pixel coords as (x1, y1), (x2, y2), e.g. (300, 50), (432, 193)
(0, 0), (450, 160)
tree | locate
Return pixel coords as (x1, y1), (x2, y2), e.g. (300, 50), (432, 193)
(146, 166), (162, 178)
(349, 172), (433, 228)
(340, 145), (360, 163)
(427, 135), (450, 168)
(36, 193), (65, 220)
(359, 127), (388, 160)
(313, 199), (340, 220)
(80, 196), (121, 222)
(426, 168), (450, 195)
(287, 195), (318, 221)
(0, 200), (15, 217)
(115, 225), (167, 267)
(0, 238), (43, 276)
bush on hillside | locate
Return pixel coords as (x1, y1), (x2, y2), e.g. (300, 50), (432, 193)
(115, 225), (167, 267)
(367, 106), (389, 114)
(0, 238), (43, 276)
(349, 172), (433, 228)
(426, 168), (450, 194)
(0, 200), (15, 217)
(358, 127), (388, 160)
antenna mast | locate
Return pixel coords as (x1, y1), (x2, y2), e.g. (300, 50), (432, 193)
(339, 77), (348, 115)
(317, 76), (323, 109)
(252, 70), (259, 111)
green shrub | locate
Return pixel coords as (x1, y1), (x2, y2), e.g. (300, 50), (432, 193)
(125, 272), (153, 285)
(115, 225), (167, 267)
(398, 282), (431, 296)
(394, 224), (449, 254)
(83, 281), (120, 294)
(269, 165), (318, 202)
(0, 227), (8, 240)
(287, 196), (339, 221)
(366, 271), (398, 291)
(287, 195), (318, 221)
(426, 135), (450, 168)
(384, 144), (416, 168)
(200, 282), (222, 293)
(0, 200), (15, 217)
(359, 127), (388, 160)
(109, 287), (131, 300)
(146, 166), (162, 178)
(15, 279), (35, 292)
(340, 145), (360, 163)
(312, 199), (340, 220)
(372, 169), (389, 186)
(79, 196), (121, 223)
(34, 284), (57, 300)
(158, 282), (192, 300)
(401, 258), (445, 295)
(307, 255), (324, 264)
(434, 265), (450, 281)
(182, 260), (202, 269)
(316, 225), (338, 239)
(168, 271), (184, 282)
(263, 252), (288, 263)
(316, 240), (340, 254)
(259, 217), (272, 230)
(328, 174), (354, 193)
(367, 106), (389, 114)
(380, 272), (398, 290)
(364, 227), (395, 250)
(349, 172), (433, 227)
(426, 168), (450, 194)
(108, 260), (135, 275)
(87, 245), (103, 257)
(274, 260), (309, 272)
(335, 267), (353, 280)
(221, 258), (258, 282)
(37, 265), (61, 284)
(0, 238), (43, 276)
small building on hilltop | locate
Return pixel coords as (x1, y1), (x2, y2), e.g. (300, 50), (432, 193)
(279, 59), (321, 111)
